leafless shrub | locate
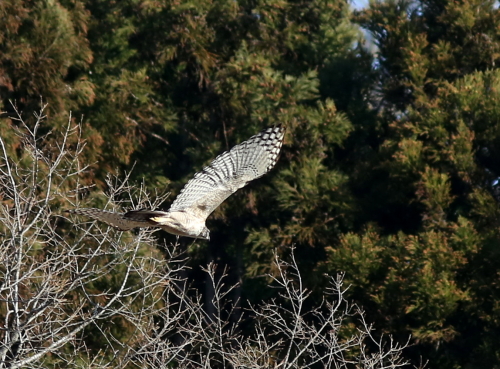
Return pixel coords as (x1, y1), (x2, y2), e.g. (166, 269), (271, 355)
(0, 104), (410, 368)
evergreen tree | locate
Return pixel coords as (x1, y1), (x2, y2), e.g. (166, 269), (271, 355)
(314, 0), (500, 367)
(0, 0), (93, 116)
(82, 0), (365, 308)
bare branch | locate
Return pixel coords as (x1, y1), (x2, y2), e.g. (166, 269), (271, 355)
(0, 106), (410, 369)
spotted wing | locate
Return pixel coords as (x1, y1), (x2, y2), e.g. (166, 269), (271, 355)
(168, 125), (285, 220)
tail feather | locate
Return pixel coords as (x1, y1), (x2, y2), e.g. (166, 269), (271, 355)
(124, 209), (170, 222)
(65, 208), (158, 231)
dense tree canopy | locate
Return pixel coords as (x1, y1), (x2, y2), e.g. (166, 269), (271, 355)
(2, 0), (500, 367)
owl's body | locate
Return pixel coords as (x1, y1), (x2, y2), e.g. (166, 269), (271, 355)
(67, 126), (285, 240)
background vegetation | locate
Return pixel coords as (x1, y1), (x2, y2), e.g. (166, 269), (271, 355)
(2, 0), (500, 367)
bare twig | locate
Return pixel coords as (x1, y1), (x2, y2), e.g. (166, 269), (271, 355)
(0, 105), (410, 368)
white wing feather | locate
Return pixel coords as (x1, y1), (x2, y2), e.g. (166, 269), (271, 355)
(66, 125), (285, 238)
(168, 125), (284, 220)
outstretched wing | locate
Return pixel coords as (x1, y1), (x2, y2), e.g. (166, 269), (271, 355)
(65, 208), (167, 231)
(168, 125), (285, 220)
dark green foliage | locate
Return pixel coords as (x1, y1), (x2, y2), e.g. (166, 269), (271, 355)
(335, 0), (500, 367)
(0, 0), (93, 114)
(4, 0), (500, 367)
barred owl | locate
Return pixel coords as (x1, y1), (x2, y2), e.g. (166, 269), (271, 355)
(66, 126), (285, 240)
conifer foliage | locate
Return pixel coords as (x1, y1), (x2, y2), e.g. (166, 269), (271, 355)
(2, 0), (500, 367)
(341, 0), (500, 367)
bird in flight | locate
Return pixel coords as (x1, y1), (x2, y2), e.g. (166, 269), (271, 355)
(66, 126), (285, 240)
